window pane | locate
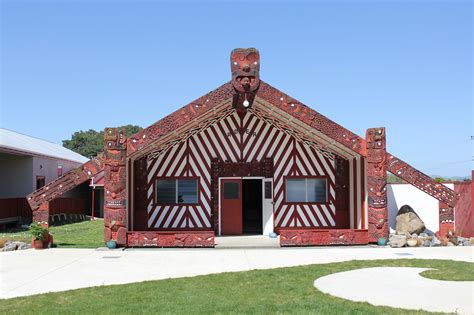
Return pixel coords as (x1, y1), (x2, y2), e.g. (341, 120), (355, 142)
(286, 179), (306, 202)
(224, 182), (239, 199)
(264, 181), (272, 199)
(178, 180), (198, 204)
(156, 180), (176, 204)
(307, 179), (327, 202)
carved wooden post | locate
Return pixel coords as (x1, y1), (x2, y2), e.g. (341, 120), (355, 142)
(366, 127), (388, 242)
(33, 202), (50, 226)
(438, 201), (455, 237)
(103, 128), (128, 246)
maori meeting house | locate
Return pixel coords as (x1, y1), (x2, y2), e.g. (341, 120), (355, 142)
(26, 48), (459, 247)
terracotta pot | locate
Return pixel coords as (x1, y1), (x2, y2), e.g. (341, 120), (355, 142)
(32, 239), (44, 250)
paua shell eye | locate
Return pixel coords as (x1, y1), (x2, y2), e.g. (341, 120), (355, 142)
(233, 61), (238, 65)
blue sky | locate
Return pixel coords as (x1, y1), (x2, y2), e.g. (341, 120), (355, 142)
(1, 0), (472, 177)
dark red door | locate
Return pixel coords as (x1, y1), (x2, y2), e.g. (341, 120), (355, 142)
(220, 178), (242, 235)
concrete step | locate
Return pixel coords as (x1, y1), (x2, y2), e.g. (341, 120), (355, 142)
(214, 235), (280, 249)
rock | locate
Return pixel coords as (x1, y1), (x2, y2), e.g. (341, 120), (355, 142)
(17, 242), (31, 250)
(419, 232), (429, 238)
(396, 205), (426, 235)
(447, 242), (455, 247)
(430, 236), (441, 247)
(463, 240), (471, 246)
(2, 241), (17, 251)
(423, 240), (431, 247)
(389, 234), (407, 248)
(471, 238), (474, 245)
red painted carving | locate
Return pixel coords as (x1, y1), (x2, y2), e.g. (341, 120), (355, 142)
(103, 128), (127, 246)
(256, 81), (366, 156)
(27, 154), (103, 222)
(280, 229), (368, 246)
(32, 202), (50, 224)
(438, 201), (455, 237)
(230, 48), (260, 93)
(387, 154), (459, 208)
(366, 128), (388, 243)
(126, 231), (215, 247)
(127, 82), (236, 157)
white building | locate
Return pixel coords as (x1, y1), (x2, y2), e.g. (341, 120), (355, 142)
(0, 128), (88, 198)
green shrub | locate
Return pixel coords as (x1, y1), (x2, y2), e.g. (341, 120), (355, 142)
(29, 222), (48, 240)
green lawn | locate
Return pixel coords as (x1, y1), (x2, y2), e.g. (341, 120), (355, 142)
(1, 259), (472, 314)
(0, 219), (104, 248)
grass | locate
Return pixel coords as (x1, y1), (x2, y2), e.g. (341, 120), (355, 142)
(1, 258), (472, 314)
(0, 219), (104, 248)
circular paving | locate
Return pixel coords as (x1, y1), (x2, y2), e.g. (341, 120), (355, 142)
(314, 267), (473, 314)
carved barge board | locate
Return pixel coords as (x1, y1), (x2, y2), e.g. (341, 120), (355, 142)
(126, 231), (215, 247)
(280, 229), (368, 246)
(26, 154), (104, 222)
(386, 153), (459, 208)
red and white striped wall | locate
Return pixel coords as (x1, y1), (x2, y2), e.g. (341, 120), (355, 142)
(145, 110), (366, 231)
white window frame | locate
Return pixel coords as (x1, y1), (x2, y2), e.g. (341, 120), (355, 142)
(285, 177), (328, 203)
(155, 178), (198, 205)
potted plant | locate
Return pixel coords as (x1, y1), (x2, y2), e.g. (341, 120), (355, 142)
(29, 222), (49, 250)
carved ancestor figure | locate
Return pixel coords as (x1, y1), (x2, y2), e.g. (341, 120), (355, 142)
(231, 48), (260, 108)
(103, 128), (128, 246)
(366, 127), (388, 242)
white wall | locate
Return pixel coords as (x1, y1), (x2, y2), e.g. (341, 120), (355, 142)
(32, 156), (80, 189)
(0, 153), (33, 198)
(387, 183), (453, 234)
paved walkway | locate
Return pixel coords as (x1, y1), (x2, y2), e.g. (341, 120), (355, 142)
(1, 246), (472, 299)
(314, 267), (474, 314)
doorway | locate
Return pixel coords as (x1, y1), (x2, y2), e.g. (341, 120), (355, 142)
(220, 177), (273, 236)
(242, 179), (263, 234)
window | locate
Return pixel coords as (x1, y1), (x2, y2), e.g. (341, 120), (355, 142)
(156, 179), (198, 204)
(36, 176), (45, 189)
(223, 182), (239, 199)
(286, 178), (327, 203)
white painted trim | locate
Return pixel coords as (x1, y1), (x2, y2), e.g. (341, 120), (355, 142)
(364, 158), (368, 229)
(349, 158), (354, 229)
(356, 157), (361, 229)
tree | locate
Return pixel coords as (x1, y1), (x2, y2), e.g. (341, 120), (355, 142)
(63, 124), (142, 158)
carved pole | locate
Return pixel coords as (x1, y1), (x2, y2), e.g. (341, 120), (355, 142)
(103, 128), (128, 246)
(438, 201), (455, 237)
(366, 127), (388, 242)
(33, 202), (50, 227)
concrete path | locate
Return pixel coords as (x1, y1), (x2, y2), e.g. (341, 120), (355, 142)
(314, 267), (474, 314)
(1, 246), (472, 299)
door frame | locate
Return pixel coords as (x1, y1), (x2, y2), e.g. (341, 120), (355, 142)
(218, 176), (265, 236)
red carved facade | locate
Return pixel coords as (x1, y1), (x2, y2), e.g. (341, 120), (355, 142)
(127, 231), (214, 247)
(25, 47), (461, 248)
(366, 128), (388, 242)
(103, 128), (128, 246)
(280, 228), (368, 246)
